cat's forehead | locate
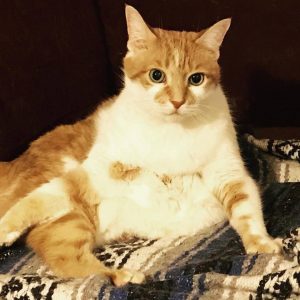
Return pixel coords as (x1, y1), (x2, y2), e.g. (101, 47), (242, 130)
(147, 28), (215, 71)
(124, 28), (219, 80)
(153, 28), (200, 47)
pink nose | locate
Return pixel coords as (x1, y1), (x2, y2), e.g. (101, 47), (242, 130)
(170, 100), (185, 109)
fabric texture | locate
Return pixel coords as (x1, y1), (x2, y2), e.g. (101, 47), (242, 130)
(0, 136), (299, 299)
(244, 134), (300, 183)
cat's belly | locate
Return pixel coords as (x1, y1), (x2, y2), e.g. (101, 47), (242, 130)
(95, 170), (226, 244)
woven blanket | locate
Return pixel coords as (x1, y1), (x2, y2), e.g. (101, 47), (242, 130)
(0, 136), (299, 299)
(244, 134), (300, 183)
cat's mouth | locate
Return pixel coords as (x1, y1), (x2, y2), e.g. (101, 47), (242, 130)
(166, 111), (180, 117)
(168, 111), (179, 115)
(164, 108), (197, 122)
(165, 109), (186, 120)
(166, 108), (184, 116)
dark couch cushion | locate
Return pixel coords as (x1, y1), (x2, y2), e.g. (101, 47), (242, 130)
(0, 1), (114, 160)
(1, 0), (299, 160)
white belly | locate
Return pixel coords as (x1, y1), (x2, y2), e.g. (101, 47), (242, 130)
(82, 100), (229, 244)
(94, 169), (226, 244)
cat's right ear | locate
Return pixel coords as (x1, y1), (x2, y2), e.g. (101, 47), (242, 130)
(125, 5), (156, 52)
(196, 18), (231, 60)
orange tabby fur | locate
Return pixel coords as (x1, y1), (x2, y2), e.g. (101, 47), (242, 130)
(124, 29), (220, 107)
(26, 169), (144, 286)
(0, 115), (96, 218)
(0, 5), (281, 287)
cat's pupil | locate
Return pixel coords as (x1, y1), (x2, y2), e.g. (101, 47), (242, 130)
(189, 73), (204, 86)
(149, 69), (165, 83)
(152, 70), (162, 81)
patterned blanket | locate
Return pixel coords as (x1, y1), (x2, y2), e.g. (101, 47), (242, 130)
(0, 135), (299, 299)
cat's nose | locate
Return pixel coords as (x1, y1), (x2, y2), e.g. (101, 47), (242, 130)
(170, 100), (185, 109)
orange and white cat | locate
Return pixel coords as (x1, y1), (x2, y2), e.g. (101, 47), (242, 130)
(0, 6), (281, 286)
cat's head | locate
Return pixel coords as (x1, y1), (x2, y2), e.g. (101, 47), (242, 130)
(123, 5), (230, 122)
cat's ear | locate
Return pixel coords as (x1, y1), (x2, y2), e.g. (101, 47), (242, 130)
(196, 18), (231, 59)
(125, 5), (156, 52)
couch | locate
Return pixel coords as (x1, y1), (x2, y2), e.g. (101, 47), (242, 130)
(0, 1), (299, 299)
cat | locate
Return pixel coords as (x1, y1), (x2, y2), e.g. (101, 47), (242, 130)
(0, 5), (282, 286)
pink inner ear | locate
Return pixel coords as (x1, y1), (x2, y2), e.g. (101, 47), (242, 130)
(125, 5), (156, 51)
(196, 18), (231, 52)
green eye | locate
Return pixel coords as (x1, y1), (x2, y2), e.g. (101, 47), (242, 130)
(149, 69), (165, 83)
(188, 73), (204, 86)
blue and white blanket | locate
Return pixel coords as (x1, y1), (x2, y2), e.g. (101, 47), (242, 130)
(0, 135), (299, 299)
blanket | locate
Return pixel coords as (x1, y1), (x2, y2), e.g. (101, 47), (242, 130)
(0, 135), (299, 299)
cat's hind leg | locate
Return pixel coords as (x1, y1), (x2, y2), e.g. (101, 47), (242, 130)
(27, 211), (145, 286)
(0, 178), (72, 247)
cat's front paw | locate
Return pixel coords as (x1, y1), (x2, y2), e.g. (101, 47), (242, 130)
(111, 269), (145, 287)
(0, 231), (21, 247)
(245, 236), (282, 254)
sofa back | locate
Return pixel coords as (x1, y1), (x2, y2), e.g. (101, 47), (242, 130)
(0, 0), (299, 160)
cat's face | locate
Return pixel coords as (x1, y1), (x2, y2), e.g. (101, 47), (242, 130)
(123, 6), (230, 122)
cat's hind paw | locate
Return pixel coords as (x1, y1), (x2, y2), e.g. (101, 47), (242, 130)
(245, 236), (282, 254)
(111, 269), (145, 287)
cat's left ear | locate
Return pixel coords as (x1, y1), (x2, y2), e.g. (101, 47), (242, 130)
(196, 18), (231, 59)
(125, 5), (157, 52)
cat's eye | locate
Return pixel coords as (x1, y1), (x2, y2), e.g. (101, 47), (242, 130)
(149, 69), (165, 83)
(188, 73), (204, 86)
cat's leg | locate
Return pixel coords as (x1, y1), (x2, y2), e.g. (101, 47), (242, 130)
(0, 178), (72, 247)
(215, 176), (281, 253)
(203, 147), (281, 254)
(27, 211), (145, 286)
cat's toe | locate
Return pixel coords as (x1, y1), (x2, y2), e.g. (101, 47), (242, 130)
(245, 236), (282, 254)
(129, 270), (145, 284)
(111, 269), (145, 287)
(0, 231), (21, 247)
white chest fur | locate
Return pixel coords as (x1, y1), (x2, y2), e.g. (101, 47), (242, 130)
(82, 88), (231, 243)
(90, 103), (226, 174)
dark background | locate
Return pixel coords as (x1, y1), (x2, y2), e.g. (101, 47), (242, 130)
(0, 0), (299, 161)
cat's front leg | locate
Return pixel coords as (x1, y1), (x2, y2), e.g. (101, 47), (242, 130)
(203, 150), (282, 254)
(216, 176), (281, 254)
